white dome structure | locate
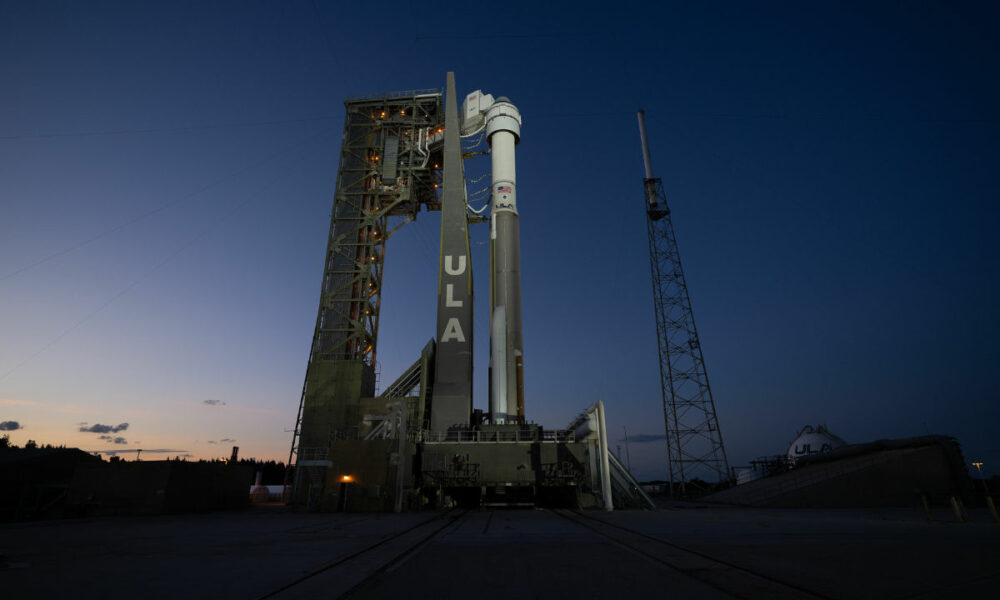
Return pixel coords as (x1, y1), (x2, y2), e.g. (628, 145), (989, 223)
(787, 425), (847, 462)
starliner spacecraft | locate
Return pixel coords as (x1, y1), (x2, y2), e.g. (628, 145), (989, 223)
(288, 73), (650, 511)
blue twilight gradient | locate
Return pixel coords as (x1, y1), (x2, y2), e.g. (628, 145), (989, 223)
(1, 1), (997, 478)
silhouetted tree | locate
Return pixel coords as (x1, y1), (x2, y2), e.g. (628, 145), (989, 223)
(25, 439), (37, 449)
(235, 458), (287, 484)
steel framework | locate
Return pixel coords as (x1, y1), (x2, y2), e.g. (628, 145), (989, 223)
(285, 90), (445, 499)
(643, 158), (731, 496)
(312, 90), (444, 367)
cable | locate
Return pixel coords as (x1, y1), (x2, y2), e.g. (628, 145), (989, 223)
(1, 124), (336, 282)
(0, 114), (339, 141)
(8, 107), (985, 141)
(467, 187), (491, 201)
(0, 125), (336, 382)
(309, 0), (342, 74)
(465, 173), (491, 185)
(460, 126), (485, 142)
(416, 32), (595, 41)
(529, 110), (997, 124)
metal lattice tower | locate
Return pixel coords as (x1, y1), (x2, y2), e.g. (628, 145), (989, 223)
(637, 111), (730, 496)
(285, 90), (445, 503)
(311, 90), (445, 367)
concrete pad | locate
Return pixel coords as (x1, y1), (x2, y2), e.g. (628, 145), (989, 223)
(1, 508), (431, 598)
(2, 504), (998, 598)
(351, 509), (732, 599)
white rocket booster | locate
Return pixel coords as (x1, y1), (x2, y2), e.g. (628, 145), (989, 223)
(462, 91), (523, 425)
(487, 97), (523, 425)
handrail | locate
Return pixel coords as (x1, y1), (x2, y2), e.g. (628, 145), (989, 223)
(345, 88), (442, 102)
(724, 448), (912, 504)
(421, 429), (576, 443)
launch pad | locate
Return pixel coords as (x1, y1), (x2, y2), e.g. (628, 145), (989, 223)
(9, 503), (999, 598)
(287, 73), (645, 511)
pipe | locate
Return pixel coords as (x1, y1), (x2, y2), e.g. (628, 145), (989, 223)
(597, 401), (613, 511)
(637, 110), (661, 211)
(394, 401), (407, 513)
(490, 306), (507, 423)
(637, 110), (654, 180)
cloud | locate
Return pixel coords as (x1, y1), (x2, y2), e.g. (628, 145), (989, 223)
(0, 421), (23, 431)
(0, 398), (39, 407)
(220, 438), (235, 443)
(112, 437), (127, 445)
(202, 399), (226, 406)
(621, 433), (666, 443)
(79, 422), (129, 434)
(91, 448), (187, 456)
(2, 399), (85, 414)
(207, 440), (217, 444)
(98, 435), (112, 441)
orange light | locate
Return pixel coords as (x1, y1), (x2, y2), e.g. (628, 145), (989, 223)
(341, 474), (354, 482)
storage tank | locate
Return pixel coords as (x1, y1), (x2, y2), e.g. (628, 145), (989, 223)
(786, 425), (847, 461)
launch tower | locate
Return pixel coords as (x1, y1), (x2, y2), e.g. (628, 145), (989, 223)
(287, 89), (445, 505)
(285, 73), (650, 512)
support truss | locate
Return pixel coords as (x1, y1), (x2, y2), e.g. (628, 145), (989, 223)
(644, 177), (730, 495)
(315, 91), (444, 365)
(285, 90), (445, 491)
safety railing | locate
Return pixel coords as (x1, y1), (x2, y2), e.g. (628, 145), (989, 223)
(421, 429), (576, 443)
(297, 447), (329, 461)
(728, 448), (913, 505)
(345, 88), (442, 102)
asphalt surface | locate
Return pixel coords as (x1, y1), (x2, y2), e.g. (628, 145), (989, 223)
(2, 502), (997, 598)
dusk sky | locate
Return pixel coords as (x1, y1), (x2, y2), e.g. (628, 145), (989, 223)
(1, 1), (997, 480)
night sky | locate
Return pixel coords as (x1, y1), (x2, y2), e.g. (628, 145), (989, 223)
(1, 1), (997, 480)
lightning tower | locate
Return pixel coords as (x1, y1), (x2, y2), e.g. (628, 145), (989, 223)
(637, 110), (731, 495)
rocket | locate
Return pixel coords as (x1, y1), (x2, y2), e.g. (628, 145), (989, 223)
(461, 90), (524, 425)
(487, 97), (524, 425)
(434, 82), (523, 429)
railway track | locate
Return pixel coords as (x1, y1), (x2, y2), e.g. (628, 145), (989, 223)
(552, 509), (832, 599)
(261, 508), (832, 599)
(258, 509), (466, 600)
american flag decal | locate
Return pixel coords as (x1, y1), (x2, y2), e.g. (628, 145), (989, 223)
(497, 185), (511, 194)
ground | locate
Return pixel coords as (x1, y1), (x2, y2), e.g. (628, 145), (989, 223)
(2, 502), (997, 598)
